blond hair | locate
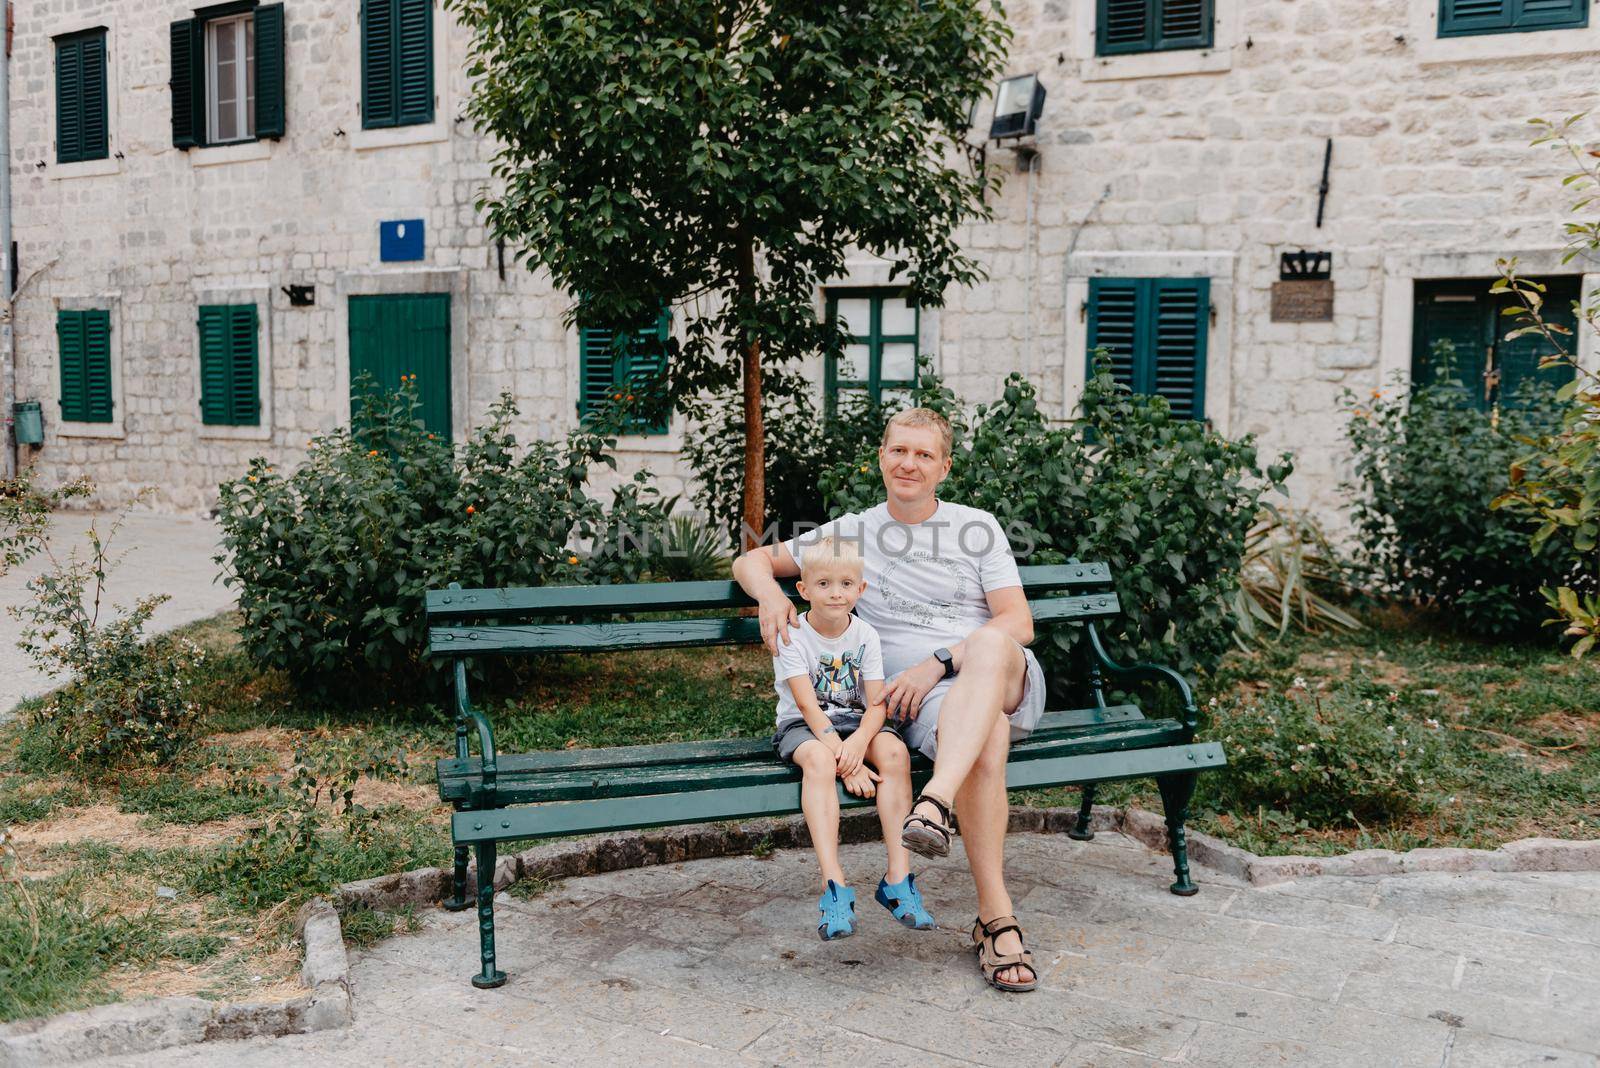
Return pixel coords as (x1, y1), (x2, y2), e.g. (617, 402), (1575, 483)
(882, 407), (953, 459)
(800, 536), (864, 580)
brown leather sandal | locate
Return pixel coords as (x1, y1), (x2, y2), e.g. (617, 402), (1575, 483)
(901, 792), (953, 858)
(972, 914), (1038, 993)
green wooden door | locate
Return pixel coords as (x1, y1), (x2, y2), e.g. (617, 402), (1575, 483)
(348, 293), (452, 436)
(1412, 276), (1578, 412)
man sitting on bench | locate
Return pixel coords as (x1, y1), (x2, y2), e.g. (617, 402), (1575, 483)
(733, 407), (1045, 993)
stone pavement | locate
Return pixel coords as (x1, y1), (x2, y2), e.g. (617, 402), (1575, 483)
(1, 510), (234, 716)
(77, 829), (1600, 1067)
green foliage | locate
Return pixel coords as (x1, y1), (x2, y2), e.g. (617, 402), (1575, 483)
(338, 903), (421, 949)
(11, 513), (203, 773)
(190, 739), (444, 913)
(647, 511), (731, 582)
(0, 469), (92, 576)
(1212, 684), (1440, 827)
(449, 0), (1009, 528)
(819, 365), (1291, 676)
(1342, 360), (1583, 637)
(1490, 116), (1600, 656)
(683, 372), (891, 545)
(1232, 509), (1363, 646)
(216, 383), (670, 693)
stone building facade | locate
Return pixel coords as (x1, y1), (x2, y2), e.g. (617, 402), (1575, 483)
(10, 0), (1600, 522)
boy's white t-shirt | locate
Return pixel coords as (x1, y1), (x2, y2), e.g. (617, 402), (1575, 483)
(772, 613), (886, 730)
(780, 501), (1022, 680)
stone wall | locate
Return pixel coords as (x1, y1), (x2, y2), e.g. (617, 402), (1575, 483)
(11, 0), (1599, 524)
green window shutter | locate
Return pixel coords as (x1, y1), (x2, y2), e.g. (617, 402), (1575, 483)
(254, 4), (286, 139)
(170, 19), (200, 149)
(57, 309), (112, 424)
(55, 38), (84, 163)
(229, 305), (261, 424)
(1150, 279), (1208, 421)
(1098, 0), (1213, 54)
(198, 306), (231, 425)
(397, 0), (435, 126)
(1086, 278), (1140, 393)
(1440, 0), (1584, 33)
(57, 311), (88, 422)
(364, 0), (432, 129)
(578, 313), (670, 435)
(361, 0), (397, 128)
(199, 304), (259, 426)
(1086, 278), (1208, 420)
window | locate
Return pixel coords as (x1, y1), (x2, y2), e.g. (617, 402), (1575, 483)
(170, 4), (285, 149)
(1412, 277), (1577, 412)
(1097, 0), (1214, 55)
(55, 30), (109, 164)
(1438, 0), (1587, 37)
(578, 312), (670, 435)
(57, 310), (114, 424)
(363, 0), (435, 128)
(825, 290), (919, 412)
(198, 304), (261, 426)
(1086, 277), (1209, 420)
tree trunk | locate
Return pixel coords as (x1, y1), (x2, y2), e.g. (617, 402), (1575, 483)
(736, 231), (765, 552)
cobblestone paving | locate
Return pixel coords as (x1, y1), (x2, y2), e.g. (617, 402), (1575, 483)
(81, 831), (1600, 1067)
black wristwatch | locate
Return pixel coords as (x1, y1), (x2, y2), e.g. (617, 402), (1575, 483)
(933, 647), (955, 679)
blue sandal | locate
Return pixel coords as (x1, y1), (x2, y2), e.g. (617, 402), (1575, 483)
(817, 880), (856, 940)
(875, 873), (936, 930)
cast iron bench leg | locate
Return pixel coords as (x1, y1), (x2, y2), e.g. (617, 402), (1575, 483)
(471, 840), (507, 988)
(443, 842), (471, 912)
(1156, 771), (1199, 896)
(1067, 784), (1097, 841)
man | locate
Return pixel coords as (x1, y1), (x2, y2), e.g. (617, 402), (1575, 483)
(732, 407), (1044, 992)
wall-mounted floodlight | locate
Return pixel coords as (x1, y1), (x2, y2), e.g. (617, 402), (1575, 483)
(989, 74), (1046, 140)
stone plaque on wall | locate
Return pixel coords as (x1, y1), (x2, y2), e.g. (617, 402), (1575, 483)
(1271, 279), (1334, 322)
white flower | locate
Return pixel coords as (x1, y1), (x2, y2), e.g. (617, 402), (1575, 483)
(1291, 676), (1308, 690)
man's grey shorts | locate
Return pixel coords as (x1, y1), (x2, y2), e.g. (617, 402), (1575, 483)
(773, 711), (909, 764)
(898, 645), (1047, 761)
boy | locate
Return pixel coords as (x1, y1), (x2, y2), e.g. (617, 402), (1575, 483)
(772, 537), (935, 940)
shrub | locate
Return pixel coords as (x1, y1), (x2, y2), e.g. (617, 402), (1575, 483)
(1342, 360), (1583, 637)
(11, 513), (203, 773)
(216, 383), (671, 693)
(1211, 683), (1441, 827)
(818, 365), (1292, 677)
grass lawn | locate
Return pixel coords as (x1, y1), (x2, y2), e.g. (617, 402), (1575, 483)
(2, 609), (1595, 1021)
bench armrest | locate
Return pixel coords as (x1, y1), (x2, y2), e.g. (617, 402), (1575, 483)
(453, 660), (499, 795)
(1086, 623), (1199, 738)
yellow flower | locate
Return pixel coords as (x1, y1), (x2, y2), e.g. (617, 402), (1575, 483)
(248, 475), (258, 483)
(567, 554), (579, 565)
(859, 464), (870, 473)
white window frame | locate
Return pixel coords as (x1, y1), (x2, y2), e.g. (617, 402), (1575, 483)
(205, 13), (255, 146)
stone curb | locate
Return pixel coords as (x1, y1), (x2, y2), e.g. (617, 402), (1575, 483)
(8, 807), (1597, 1064)
(0, 898), (351, 1067)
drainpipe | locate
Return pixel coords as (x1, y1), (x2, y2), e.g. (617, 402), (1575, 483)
(0, 1), (14, 481)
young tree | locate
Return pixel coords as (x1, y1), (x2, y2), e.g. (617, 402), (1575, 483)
(449, 0), (1009, 547)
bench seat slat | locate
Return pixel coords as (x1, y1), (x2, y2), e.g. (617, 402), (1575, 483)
(435, 704), (1146, 784)
(427, 592), (1120, 657)
(451, 741), (1224, 844)
(424, 563), (1114, 622)
(441, 718), (1189, 805)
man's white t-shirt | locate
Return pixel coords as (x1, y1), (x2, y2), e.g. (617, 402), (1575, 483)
(772, 613), (885, 729)
(780, 501), (1023, 680)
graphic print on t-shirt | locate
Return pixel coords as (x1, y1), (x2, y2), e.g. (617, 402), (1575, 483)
(814, 645), (867, 710)
(879, 550), (968, 628)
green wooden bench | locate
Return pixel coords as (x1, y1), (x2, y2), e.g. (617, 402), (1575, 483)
(426, 562), (1225, 988)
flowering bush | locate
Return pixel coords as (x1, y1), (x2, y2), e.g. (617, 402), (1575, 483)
(216, 382), (671, 694)
(1212, 680), (1440, 826)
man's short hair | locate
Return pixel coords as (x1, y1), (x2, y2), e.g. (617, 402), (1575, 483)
(882, 407), (953, 459)
(800, 536), (864, 580)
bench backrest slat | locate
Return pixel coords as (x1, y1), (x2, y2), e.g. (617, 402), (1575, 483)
(423, 563), (1112, 622)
